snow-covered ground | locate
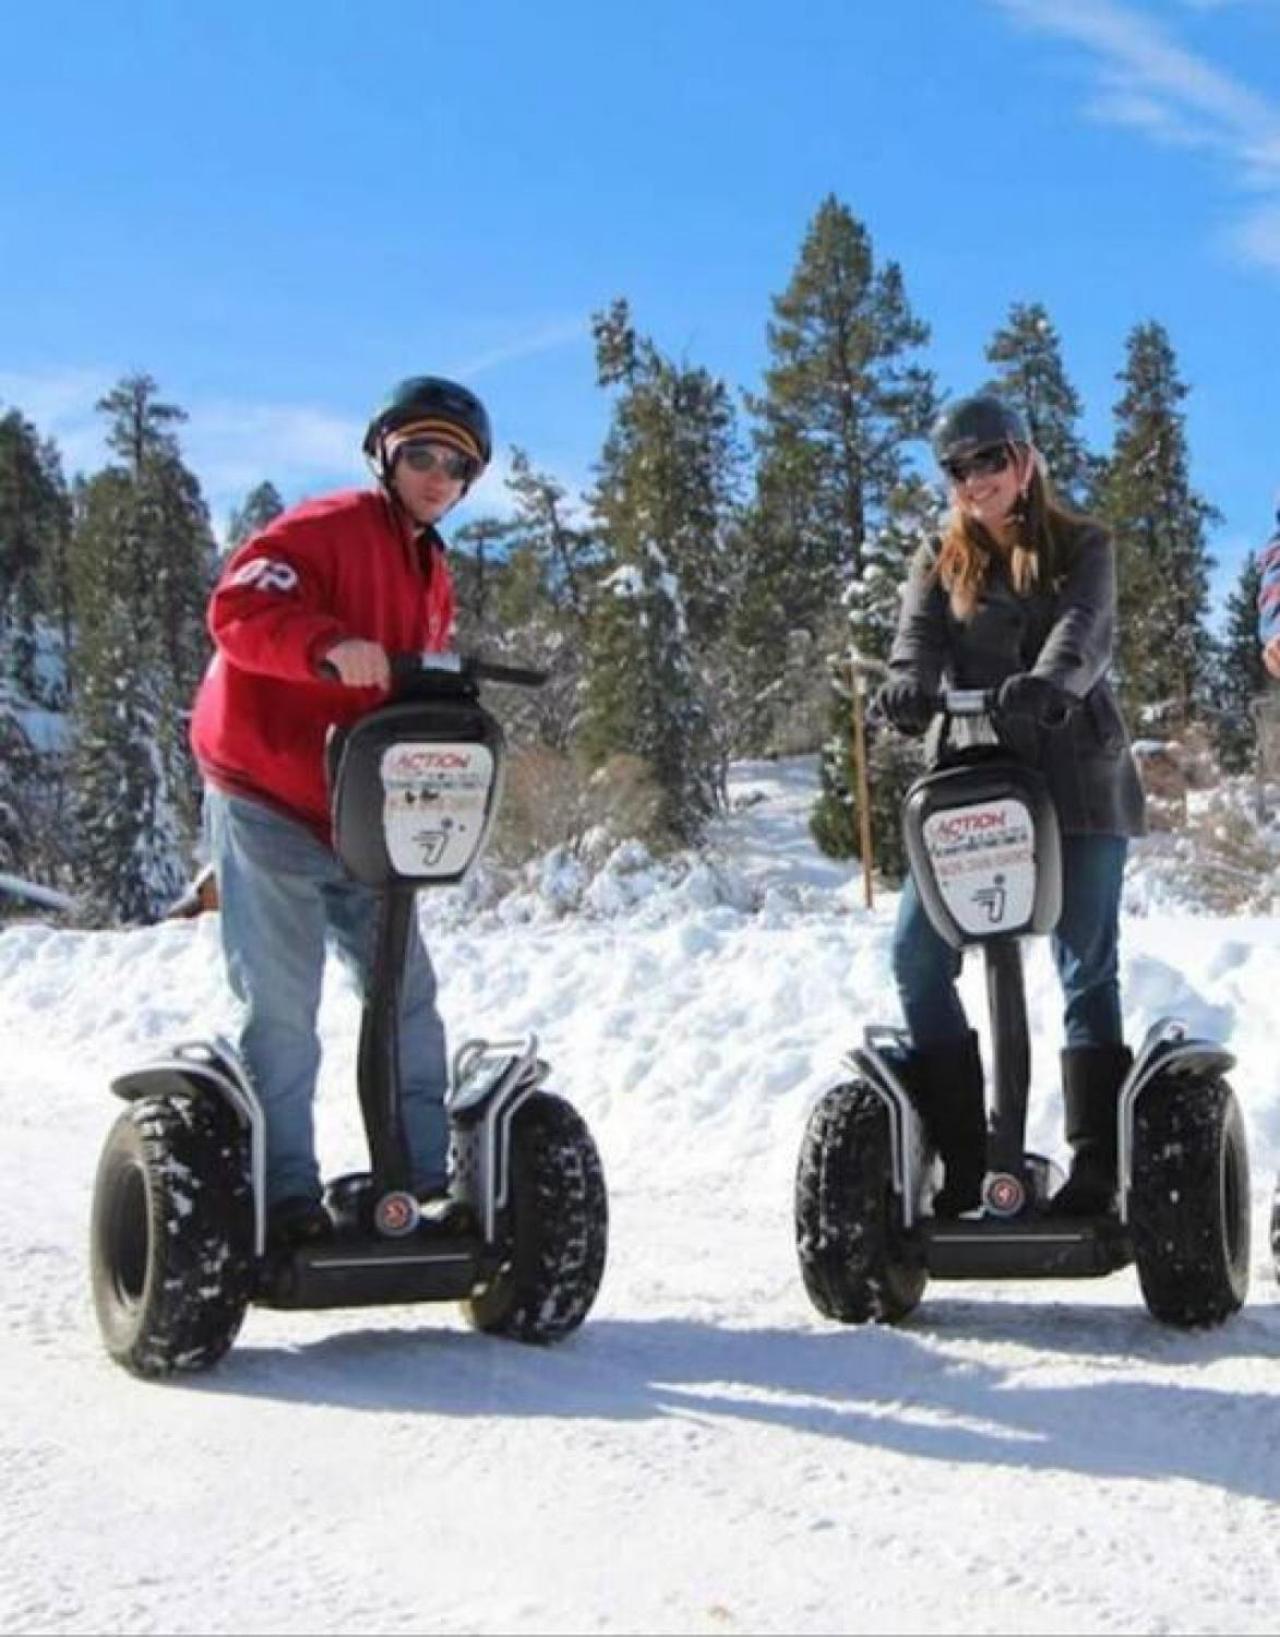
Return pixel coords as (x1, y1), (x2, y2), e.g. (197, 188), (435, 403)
(1, 758), (1278, 1635)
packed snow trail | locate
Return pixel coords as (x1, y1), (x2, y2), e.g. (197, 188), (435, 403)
(1, 760), (1278, 1635)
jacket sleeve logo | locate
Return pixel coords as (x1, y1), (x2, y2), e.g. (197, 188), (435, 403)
(228, 558), (299, 594)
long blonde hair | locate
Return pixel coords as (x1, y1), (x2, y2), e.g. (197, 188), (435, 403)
(935, 455), (1088, 620)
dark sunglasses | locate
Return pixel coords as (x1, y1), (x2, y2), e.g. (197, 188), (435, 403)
(942, 444), (1013, 485)
(397, 442), (476, 483)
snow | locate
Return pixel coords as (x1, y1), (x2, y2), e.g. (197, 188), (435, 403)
(2, 756), (1278, 1635)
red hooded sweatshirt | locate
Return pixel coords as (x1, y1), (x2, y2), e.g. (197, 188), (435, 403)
(190, 488), (456, 841)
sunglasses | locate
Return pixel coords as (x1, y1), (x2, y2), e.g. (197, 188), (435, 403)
(942, 444), (1013, 485)
(397, 442), (476, 483)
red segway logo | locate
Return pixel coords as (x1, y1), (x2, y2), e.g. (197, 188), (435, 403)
(373, 1191), (420, 1237)
(984, 1172), (1026, 1217)
(935, 809), (1007, 841)
(388, 748), (472, 775)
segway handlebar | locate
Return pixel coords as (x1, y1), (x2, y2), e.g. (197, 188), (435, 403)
(389, 652), (547, 690)
(317, 651), (547, 691)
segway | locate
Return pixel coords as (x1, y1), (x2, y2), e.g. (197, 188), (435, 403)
(795, 688), (1250, 1330)
(90, 654), (608, 1377)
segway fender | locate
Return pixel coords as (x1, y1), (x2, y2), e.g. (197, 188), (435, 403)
(110, 1036), (267, 1257)
(1116, 1018), (1236, 1227)
(847, 1026), (930, 1231)
(447, 1035), (550, 1243)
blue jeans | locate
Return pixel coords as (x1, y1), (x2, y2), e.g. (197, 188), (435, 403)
(892, 833), (1128, 1051)
(204, 789), (450, 1206)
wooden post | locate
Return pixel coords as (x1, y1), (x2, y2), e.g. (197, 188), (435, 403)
(850, 660), (874, 909)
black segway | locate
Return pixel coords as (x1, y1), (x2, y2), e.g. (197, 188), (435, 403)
(796, 688), (1250, 1330)
(90, 654), (608, 1377)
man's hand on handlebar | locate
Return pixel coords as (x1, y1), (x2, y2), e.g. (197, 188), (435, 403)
(321, 639), (391, 689)
(874, 678), (935, 737)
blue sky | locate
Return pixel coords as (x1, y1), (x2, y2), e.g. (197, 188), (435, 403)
(2, 0), (1278, 612)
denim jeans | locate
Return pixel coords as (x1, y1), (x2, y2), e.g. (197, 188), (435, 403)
(204, 789), (450, 1206)
(892, 833), (1128, 1052)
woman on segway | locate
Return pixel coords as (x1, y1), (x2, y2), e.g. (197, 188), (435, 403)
(875, 393), (1146, 1219)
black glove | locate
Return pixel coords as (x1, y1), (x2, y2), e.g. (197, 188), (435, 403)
(996, 673), (1074, 729)
(874, 678), (935, 737)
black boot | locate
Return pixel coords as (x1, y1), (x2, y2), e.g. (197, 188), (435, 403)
(909, 1031), (987, 1219)
(1052, 1044), (1133, 1217)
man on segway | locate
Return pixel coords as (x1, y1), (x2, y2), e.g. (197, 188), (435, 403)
(190, 377), (490, 1250)
(875, 393), (1147, 1219)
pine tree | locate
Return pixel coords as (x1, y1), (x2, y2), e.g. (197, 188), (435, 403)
(68, 376), (216, 921)
(983, 302), (1094, 506)
(0, 407), (71, 699)
(451, 515), (518, 644)
(227, 480), (285, 551)
(581, 301), (740, 841)
(1212, 553), (1266, 773)
(740, 195), (934, 792)
(744, 195), (935, 644)
(810, 477), (940, 877)
(1097, 323), (1217, 734)
(490, 448), (602, 753)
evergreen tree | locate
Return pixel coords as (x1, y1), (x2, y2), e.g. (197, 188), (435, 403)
(740, 195), (935, 780)
(0, 407), (71, 699)
(490, 448), (602, 752)
(743, 195), (935, 652)
(810, 477), (940, 877)
(504, 446), (598, 627)
(581, 301), (741, 841)
(1097, 323), (1217, 734)
(451, 515), (517, 644)
(1212, 552), (1267, 773)
(68, 376), (216, 921)
(226, 480), (285, 550)
(983, 301), (1094, 505)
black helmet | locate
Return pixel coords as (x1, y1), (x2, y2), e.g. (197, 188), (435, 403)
(930, 394), (1028, 465)
(362, 376), (493, 474)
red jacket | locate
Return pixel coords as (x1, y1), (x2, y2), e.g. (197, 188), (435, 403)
(191, 488), (456, 840)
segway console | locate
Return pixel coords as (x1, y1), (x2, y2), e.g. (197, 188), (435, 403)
(796, 688), (1250, 1328)
(90, 654), (608, 1376)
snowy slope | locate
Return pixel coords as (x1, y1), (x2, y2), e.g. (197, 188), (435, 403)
(1, 759), (1278, 1635)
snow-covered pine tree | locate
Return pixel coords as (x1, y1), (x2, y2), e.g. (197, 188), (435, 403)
(983, 301), (1095, 508)
(736, 196), (936, 842)
(1212, 552), (1267, 774)
(0, 407), (70, 700)
(581, 300), (741, 842)
(488, 448), (602, 753)
(1098, 323), (1217, 735)
(810, 476), (940, 877)
(0, 407), (73, 892)
(69, 376), (216, 922)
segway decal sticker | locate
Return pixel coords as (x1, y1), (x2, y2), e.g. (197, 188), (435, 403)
(380, 742), (494, 879)
(922, 798), (1036, 935)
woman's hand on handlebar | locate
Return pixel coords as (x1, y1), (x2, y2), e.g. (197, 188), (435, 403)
(320, 639), (391, 689)
(874, 678), (935, 737)
(995, 672), (1074, 728)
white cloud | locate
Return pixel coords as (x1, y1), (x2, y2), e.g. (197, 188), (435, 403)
(451, 318), (587, 381)
(991, 0), (1280, 267)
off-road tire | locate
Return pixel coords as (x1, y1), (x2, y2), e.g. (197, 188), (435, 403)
(90, 1095), (254, 1377)
(1130, 1075), (1250, 1329)
(463, 1092), (607, 1344)
(795, 1080), (926, 1325)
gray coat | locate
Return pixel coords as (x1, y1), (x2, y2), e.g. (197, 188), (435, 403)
(888, 522), (1146, 837)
